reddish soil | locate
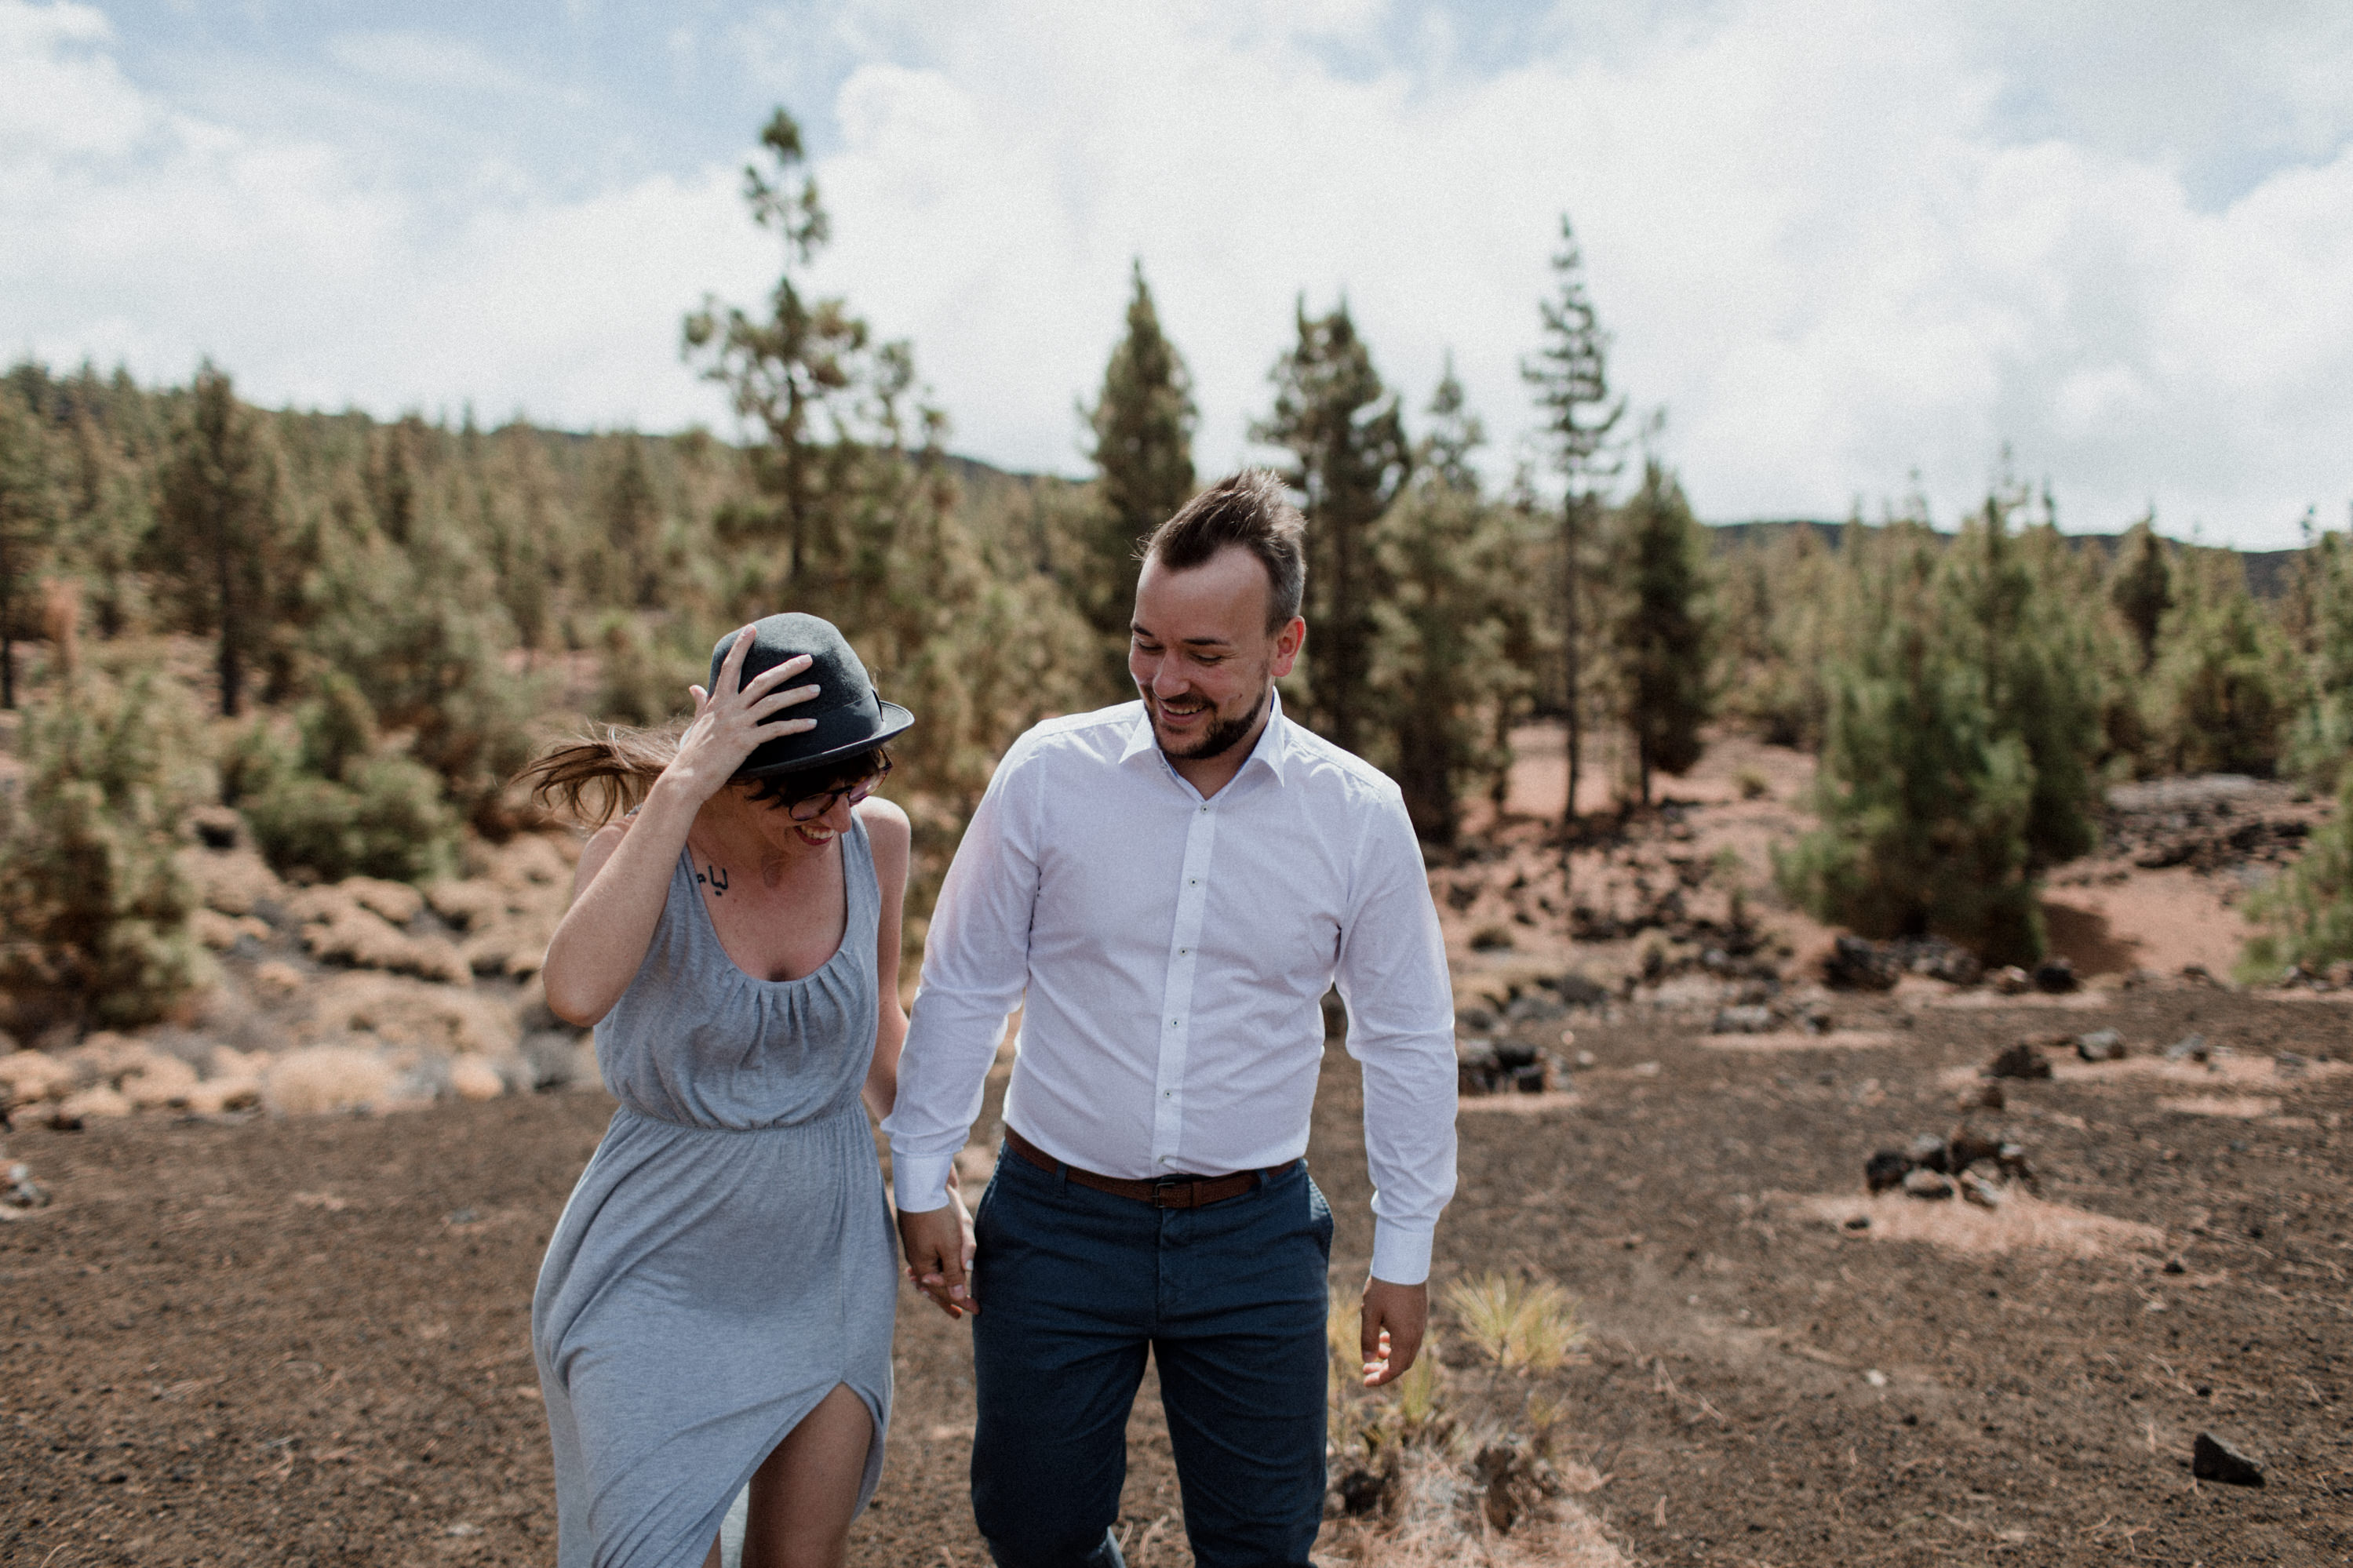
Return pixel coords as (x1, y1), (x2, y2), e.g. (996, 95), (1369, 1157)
(6, 976), (2350, 1566)
(6, 726), (2350, 1566)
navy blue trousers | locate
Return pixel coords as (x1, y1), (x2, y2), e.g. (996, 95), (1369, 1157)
(968, 1141), (1334, 1568)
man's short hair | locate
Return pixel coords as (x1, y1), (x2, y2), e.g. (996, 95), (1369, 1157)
(1139, 470), (1306, 634)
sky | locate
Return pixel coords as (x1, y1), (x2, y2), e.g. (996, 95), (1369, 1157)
(7, 1), (2352, 548)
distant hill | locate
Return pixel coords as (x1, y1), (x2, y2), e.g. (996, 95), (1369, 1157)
(1706, 518), (2306, 599)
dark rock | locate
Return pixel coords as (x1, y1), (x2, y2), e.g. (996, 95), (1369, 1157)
(1904, 1133), (1951, 1173)
(1793, 1001), (1833, 1035)
(2032, 957), (2078, 993)
(1947, 1128), (2003, 1173)
(2162, 1257), (2187, 1275)
(1824, 936), (1900, 991)
(1492, 1042), (1539, 1071)
(1334, 1466), (1388, 1515)
(1901, 1168), (1953, 1200)
(1505, 991), (1567, 1025)
(1987, 1042), (2054, 1080)
(1865, 1150), (1912, 1192)
(1710, 1005), (1777, 1035)
(1551, 971), (1611, 1008)
(2191, 1432), (2264, 1487)
(191, 806), (242, 849)
(2075, 1028), (2126, 1062)
(2164, 1033), (2209, 1063)
(1455, 1004), (1499, 1035)
(1965, 1082), (2007, 1111)
(1843, 1214), (1870, 1230)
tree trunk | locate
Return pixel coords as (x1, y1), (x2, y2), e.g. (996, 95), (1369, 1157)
(1561, 491), (1583, 860)
(216, 533), (242, 719)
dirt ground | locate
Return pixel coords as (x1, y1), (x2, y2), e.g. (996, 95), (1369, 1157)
(5, 728), (2351, 1566)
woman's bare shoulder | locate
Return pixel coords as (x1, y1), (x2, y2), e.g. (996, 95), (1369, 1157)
(855, 797), (910, 860)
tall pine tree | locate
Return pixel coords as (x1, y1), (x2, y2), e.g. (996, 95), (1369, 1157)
(1610, 457), (1713, 805)
(154, 363), (279, 718)
(1075, 262), (1196, 695)
(1253, 298), (1409, 755)
(1523, 216), (1624, 841)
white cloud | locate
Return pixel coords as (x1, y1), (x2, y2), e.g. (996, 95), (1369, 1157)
(4, 0), (2351, 545)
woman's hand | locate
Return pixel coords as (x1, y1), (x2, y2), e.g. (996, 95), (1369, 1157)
(664, 628), (822, 805)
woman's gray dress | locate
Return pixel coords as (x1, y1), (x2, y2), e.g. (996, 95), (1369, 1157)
(533, 819), (895, 1568)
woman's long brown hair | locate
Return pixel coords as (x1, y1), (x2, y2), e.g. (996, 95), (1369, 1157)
(515, 722), (887, 828)
(515, 722), (688, 828)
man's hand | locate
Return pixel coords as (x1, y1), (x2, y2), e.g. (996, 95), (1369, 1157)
(896, 1189), (978, 1319)
(1360, 1276), (1428, 1388)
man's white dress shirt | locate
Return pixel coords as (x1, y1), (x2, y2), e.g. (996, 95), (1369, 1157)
(883, 696), (1459, 1285)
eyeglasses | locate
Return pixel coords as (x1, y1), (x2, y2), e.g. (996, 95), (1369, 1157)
(784, 758), (892, 821)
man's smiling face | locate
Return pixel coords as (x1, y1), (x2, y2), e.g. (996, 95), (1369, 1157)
(1129, 544), (1304, 769)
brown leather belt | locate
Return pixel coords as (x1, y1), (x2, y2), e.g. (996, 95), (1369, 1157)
(1003, 1126), (1295, 1210)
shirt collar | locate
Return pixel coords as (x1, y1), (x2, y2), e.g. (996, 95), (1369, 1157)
(1118, 689), (1295, 788)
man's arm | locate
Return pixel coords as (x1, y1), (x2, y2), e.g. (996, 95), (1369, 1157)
(882, 743), (1040, 1318)
(1333, 791), (1459, 1384)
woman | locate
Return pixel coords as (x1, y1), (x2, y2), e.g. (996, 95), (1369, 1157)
(526, 613), (916, 1568)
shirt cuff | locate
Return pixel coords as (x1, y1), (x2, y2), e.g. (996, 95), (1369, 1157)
(891, 1152), (956, 1215)
(1369, 1220), (1433, 1286)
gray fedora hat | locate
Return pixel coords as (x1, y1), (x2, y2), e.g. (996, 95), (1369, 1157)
(710, 613), (914, 780)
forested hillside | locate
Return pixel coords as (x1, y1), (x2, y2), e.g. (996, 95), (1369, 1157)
(5, 106), (2353, 1039)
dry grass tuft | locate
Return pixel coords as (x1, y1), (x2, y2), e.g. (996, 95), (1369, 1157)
(191, 909), (272, 950)
(251, 960), (307, 999)
(263, 1045), (403, 1116)
(120, 1054), (199, 1109)
(175, 846), (286, 917)
(1806, 1189), (2164, 1258)
(447, 1054), (507, 1101)
(308, 973), (521, 1059)
(1444, 1274), (1587, 1375)
(288, 886), (469, 982)
(2158, 1093), (2282, 1119)
(1319, 1499), (1628, 1566)
(54, 1084), (132, 1122)
(340, 877), (424, 926)
(0, 1050), (77, 1104)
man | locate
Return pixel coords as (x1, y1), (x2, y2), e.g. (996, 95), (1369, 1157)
(886, 470), (1457, 1568)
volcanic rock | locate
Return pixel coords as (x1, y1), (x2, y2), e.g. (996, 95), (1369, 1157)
(1987, 1042), (2054, 1080)
(1823, 936), (1900, 991)
(1865, 1150), (1912, 1192)
(2032, 958), (2078, 993)
(1901, 1168), (1953, 1200)
(1904, 1133), (1951, 1173)
(2075, 1028), (2126, 1062)
(2191, 1432), (2265, 1487)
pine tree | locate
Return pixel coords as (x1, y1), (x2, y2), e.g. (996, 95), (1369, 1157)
(1609, 458), (1713, 804)
(154, 363), (279, 717)
(1078, 260), (1196, 681)
(1776, 528), (2043, 961)
(1522, 216), (1625, 839)
(0, 390), (55, 710)
(1253, 298), (1410, 755)
(1368, 365), (1521, 843)
(2109, 514), (2172, 674)
(684, 107), (872, 602)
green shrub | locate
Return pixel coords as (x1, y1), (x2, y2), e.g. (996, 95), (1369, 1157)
(0, 673), (211, 1028)
(2242, 774), (2353, 981)
(236, 676), (459, 884)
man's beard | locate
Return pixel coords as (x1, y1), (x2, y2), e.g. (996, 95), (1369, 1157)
(1146, 683), (1269, 762)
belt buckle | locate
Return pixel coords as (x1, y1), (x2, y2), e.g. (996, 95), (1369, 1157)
(1151, 1176), (1200, 1210)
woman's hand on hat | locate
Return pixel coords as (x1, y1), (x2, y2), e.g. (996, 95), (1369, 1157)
(672, 628), (819, 801)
